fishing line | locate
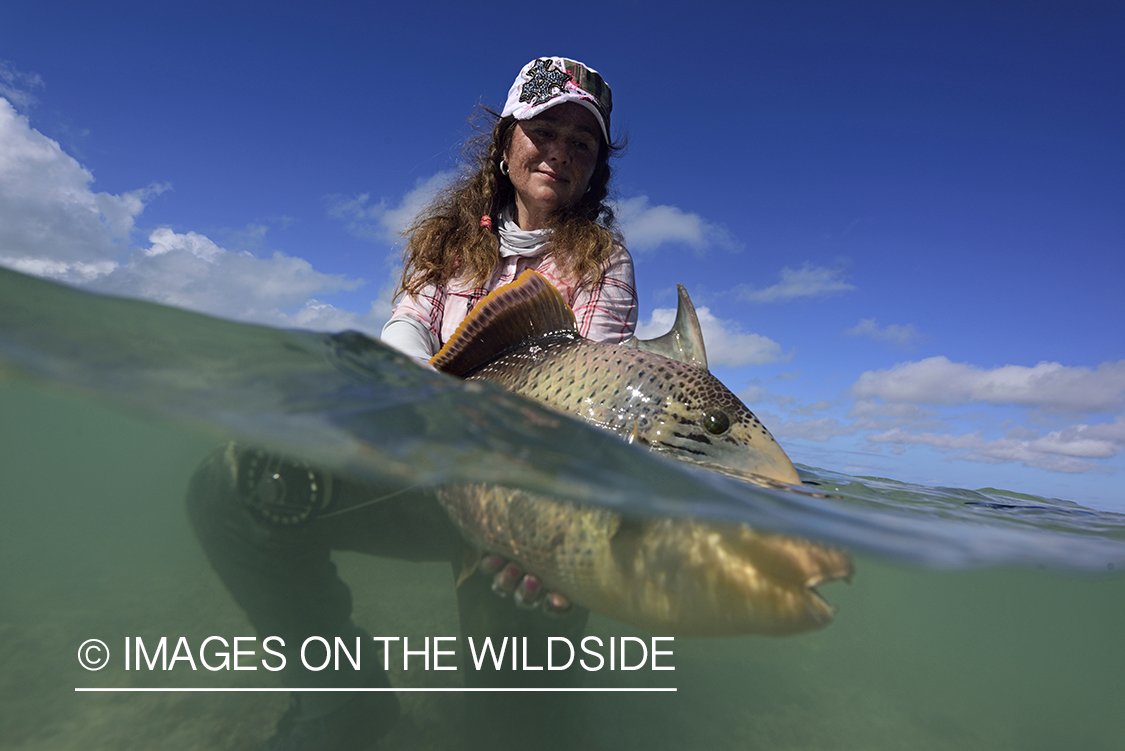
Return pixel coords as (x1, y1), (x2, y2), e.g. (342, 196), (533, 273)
(316, 482), (427, 519)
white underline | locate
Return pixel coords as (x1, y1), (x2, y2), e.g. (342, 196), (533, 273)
(75, 687), (676, 692)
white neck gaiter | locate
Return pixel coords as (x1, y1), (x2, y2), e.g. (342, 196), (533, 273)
(497, 204), (551, 258)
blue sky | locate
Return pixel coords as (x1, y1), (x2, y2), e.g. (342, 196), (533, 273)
(2, 2), (1122, 510)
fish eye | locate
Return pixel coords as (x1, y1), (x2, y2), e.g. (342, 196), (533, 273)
(703, 409), (730, 435)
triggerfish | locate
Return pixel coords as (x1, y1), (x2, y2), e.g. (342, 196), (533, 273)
(432, 270), (852, 636)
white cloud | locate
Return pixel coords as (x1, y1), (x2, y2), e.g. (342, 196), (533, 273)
(325, 176), (742, 261)
(0, 95), (385, 333)
(2, 256), (118, 283)
(848, 400), (939, 421)
(852, 356), (1125, 414)
(0, 61), (43, 112)
(737, 384), (771, 405)
(750, 364), (1124, 477)
(0, 96), (169, 282)
(326, 171), (454, 245)
(790, 399), (839, 416)
(612, 195), (739, 254)
(1082, 415), (1125, 443)
(863, 426), (1119, 474)
(86, 227), (374, 330)
(737, 382), (797, 412)
(635, 304), (786, 367)
(1030, 428), (1118, 459)
(736, 262), (855, 303)
(772, 417), (861, 442)
(292, 297), (381, 332)
(844, 318), (922, 348)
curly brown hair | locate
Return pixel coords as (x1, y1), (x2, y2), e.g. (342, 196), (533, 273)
(396, 109), (625, 298)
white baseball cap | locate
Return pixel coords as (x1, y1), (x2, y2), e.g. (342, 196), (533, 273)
(501, 57), (612, 141)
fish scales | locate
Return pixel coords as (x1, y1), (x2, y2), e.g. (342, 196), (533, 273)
(439, 482), (849, 636)
(469, 335), (787, 469)
(432, 271), (852, 637)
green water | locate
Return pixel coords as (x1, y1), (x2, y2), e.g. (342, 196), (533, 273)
(2, 382), (1123, 750)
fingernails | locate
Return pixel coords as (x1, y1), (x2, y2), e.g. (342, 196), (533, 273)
(490, 562), (521, 597)
(545, 592), (572, 614)
(514, 575), (542, 609)
(514, 588), (538, 609)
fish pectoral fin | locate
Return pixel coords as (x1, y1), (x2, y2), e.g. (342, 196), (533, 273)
(605, 512), (630, 540)
(608, 515), (648, 574)
(455, 547), (482, 588)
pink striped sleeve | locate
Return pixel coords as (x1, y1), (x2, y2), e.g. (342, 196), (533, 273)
(571, 244), (638, 344)
(386, 283), (447, 341)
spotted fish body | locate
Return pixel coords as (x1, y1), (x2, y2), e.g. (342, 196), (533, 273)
(467, 337), (799, 484)
(432, 271), (852, 637)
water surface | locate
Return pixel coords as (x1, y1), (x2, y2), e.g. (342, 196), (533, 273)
(2, 268), (1123, 749)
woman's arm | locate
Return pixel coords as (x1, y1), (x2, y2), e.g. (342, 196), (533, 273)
(570, 244), (638, 343)
(380, 317), (438, 361)
(380, 284), (446, 363)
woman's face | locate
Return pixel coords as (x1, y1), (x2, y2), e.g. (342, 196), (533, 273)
(504, 102), (602, 230)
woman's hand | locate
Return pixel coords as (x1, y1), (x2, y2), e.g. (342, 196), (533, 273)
(479, 554), (571, 614)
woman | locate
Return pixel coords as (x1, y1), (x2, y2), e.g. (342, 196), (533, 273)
(383, 56), (636, 362)
(383, 56), (637, 612)
(187, 57), (634, 751)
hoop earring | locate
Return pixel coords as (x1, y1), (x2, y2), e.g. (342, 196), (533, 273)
(499, 160), (509, 176)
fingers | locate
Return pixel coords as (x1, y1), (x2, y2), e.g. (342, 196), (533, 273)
(542, 590), (572, 615)
(489, 562), (524, 596)
(480, 554), (572, 615)
(513, 574), (542, 609)
(480, 555), (507, 575)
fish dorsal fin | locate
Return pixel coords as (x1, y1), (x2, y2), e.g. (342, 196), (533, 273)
(431, 270), (577, 377)
(623, 283), (708, 371)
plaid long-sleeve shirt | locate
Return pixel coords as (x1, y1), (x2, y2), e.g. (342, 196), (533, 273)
(382, 244), (638, 360)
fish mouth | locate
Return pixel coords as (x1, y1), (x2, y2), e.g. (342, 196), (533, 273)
(636, 459), (855, 632)
(673, 455), (805, 489)
(607, 514), (854, 636)
(711, 522), (854, 633)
